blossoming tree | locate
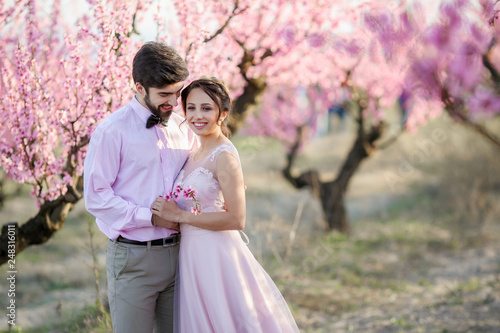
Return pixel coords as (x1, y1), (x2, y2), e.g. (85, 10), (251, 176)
(244, 0), (430, 231)
(0, 0), (141, 263)
(1, 0), (499, 263)
(403, 0), (500, 148)
(247, 0), (500, 231)
(0, 0), (355, 262)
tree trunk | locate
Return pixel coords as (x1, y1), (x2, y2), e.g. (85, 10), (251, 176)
(283, 120), (385, 232)
(320, 180), (348, 232)
(0, 173), (4, 209)
(229, 76), (267, 134)
(319, 123), (382, 231)
(0, 177), (82, 265)
(228, 46), (272, 134)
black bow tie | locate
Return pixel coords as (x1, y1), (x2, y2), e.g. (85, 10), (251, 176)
(146, 114), (168, 128)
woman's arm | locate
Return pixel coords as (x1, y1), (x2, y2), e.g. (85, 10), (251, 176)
(151, 151), (246, 231)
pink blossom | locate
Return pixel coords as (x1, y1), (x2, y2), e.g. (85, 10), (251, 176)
(426, 25), (454, 50)
(2, 0), (499, 206)
(467, 87), (500, 117)
(447, 52), (482, 95)
(163, 185), (202, 215)
(307, 33), (326, 48)
(175, 185), (182, 194)
(183, 187), (197, 199)
(190, 208), (201, 215)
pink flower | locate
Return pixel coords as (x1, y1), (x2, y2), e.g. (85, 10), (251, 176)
(169, 185), (202, 215)
(190, 207), (201, 215)
(426, 25), (453, 50)
(467, 87), (500, 117)
(307, 33), (326, 48)
(407, 58), (442, 100)
(447, 52), (482, 95)
(182, 186), (197, 199)
(280, 25), (297, 46)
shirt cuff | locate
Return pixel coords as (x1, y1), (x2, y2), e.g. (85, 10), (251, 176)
(136, 207), (153, 228)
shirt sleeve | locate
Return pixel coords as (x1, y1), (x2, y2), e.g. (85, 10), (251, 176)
(83, 125), (152, 232)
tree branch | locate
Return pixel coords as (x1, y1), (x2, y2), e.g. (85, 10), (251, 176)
(482, 41), (500, 88)
(205, 1), (247, 44)
(226, 40), (269, 133)
(283, 125), (307, 188)
(483, 56), (500, 88)
(375, 129), (404, 150)
(281, 125), (322, 198)
(442, 88), (500, 150)
(185, 0), (247, 57)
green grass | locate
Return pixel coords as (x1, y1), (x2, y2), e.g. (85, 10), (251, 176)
(456, 277), (482, 293)
(291, 200), (458, 283)
(0, 304), (111, 333)
(390, 315), (414, 328)
(15, 250), (44, 263)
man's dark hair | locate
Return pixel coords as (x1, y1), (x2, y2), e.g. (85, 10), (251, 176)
(132, 42), (189, 92)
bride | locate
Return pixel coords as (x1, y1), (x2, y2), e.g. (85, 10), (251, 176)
(151, 77), (300, 332)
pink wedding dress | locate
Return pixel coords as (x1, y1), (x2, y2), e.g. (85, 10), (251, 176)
(173, 142), (300, 332)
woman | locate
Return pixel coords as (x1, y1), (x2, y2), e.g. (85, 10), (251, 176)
(151, 77), (300, 332)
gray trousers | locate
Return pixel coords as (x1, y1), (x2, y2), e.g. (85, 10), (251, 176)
(106, 239), (179, 333)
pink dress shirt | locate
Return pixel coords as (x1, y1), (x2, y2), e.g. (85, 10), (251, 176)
(83, 96), (197, 241)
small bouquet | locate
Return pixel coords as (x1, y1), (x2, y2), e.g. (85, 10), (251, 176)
(165, 185), (202, 215)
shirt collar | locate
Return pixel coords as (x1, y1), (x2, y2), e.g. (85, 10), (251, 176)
(130, 95), (153, 126)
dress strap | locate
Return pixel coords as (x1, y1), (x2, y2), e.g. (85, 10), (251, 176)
(209, 143), (240, 163)
(239, 230), (250, 244)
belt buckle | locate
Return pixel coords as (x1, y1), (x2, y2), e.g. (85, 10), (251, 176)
(163, 234), (179, 247)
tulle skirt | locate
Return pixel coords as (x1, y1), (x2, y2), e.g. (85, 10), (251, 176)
(174, 226), (299, 333)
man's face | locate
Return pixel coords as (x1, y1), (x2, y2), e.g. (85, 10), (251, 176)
(137, 82), (184, 120)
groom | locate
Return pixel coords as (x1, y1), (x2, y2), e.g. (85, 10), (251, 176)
(84, 42), (197, 332)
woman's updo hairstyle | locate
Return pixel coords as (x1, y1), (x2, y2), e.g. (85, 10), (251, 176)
(181, 77), (232, 137)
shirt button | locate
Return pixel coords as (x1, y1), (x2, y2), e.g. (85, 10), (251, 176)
(165, 178), (169, 182)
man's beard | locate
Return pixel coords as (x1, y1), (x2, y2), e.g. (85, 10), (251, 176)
(144, 93), (172, 119)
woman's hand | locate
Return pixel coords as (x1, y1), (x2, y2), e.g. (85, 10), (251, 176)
(152, 214), (180, 231)
(151, 197), (185, 223)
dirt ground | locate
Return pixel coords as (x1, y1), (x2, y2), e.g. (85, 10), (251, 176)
(284, 232), (500, 332)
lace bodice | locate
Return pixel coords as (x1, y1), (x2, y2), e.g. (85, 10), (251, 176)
(173, 143), (240, 230)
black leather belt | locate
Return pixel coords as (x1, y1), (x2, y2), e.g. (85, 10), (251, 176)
(116, 234), (180, 247)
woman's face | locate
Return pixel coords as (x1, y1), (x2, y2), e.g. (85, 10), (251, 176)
(185, 88), (227, 137)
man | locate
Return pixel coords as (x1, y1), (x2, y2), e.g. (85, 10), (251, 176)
(84, 42), (197, 333)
